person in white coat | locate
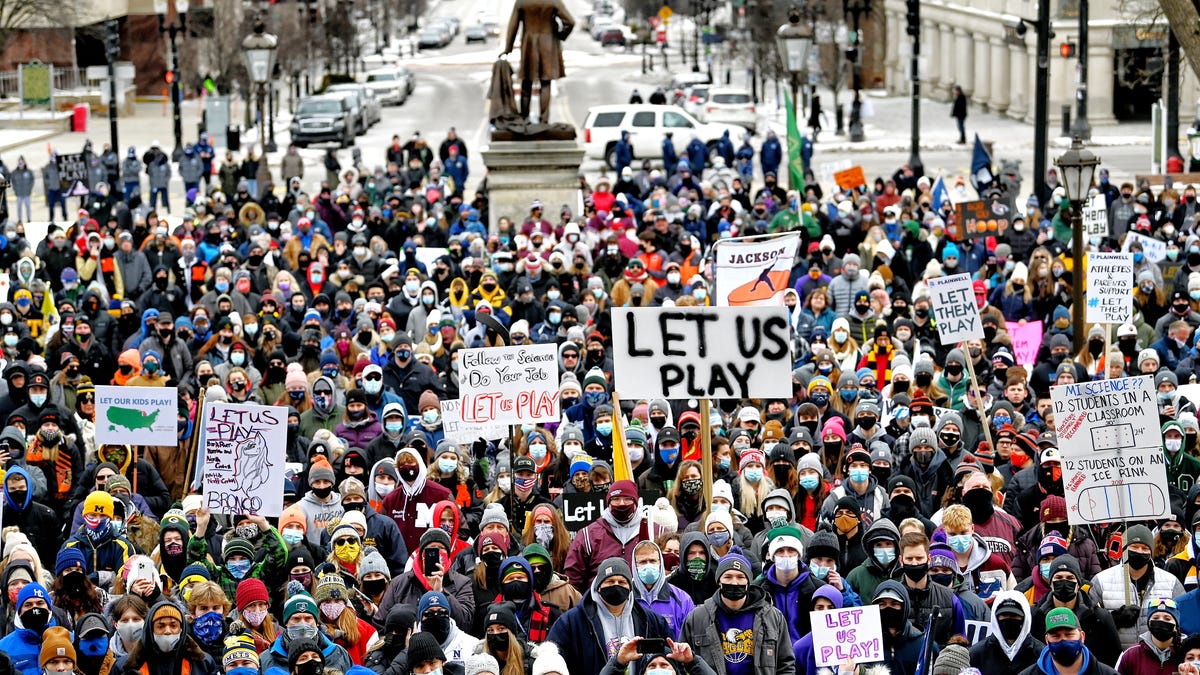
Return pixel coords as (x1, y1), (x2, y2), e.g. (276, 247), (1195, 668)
(1088, 524), (1184, 650)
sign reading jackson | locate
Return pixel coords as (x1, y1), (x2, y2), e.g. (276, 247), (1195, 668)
(95, 385), (177, 446)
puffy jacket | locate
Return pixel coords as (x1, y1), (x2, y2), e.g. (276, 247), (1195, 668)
(1014, 524), (1105, 582)
(563, 504), (670, 592)
(120, 157), (141, 184)
(681, 584), (796, 675)
(845, 517), (902, 602)
(1018, 646), (1118, 675)
(373, 566), (474, 631)
(63, 523), (137, 583)
(178, 154), (204, 183)
(380, 448), (452, 554)
(148, 160), (171, 189)
(259, 632), (353, 675)
(0, 613), (61, 675)
(9, 167), (34, 196)
(334, 410), (383, 450)
(1088, 563), (1183, 649)
(548, 588), (671, 675)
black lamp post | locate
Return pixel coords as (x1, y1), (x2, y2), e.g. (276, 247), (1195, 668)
(844, 0), (868, 142)
(1055, 136), (1100, 353)
(776, 7), (814, 126)
(154, 0), (188, 161)
(243, 22), (278, 198)
(1069, 0), (1090, 140)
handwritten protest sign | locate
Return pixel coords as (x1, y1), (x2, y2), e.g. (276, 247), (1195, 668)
(715, 234), (800, 306)
(1086, 252), (1134, 325)
(440, 398), (507, 444)
(95, 386), (178, 446)
(457, 343), (560, 425)
(928, 273), (984, 345)
(1122, 232), (1167, 263)
(951, 199), (1013, 241)
(812, 605), (883, 667)
(202, 402), (288, 517)
(1082, 194), (1108, 238)
(1050, 375), (1169, 525)
(56, 153), (89, 196)
(612, 307), (792, 399)
(833, 165), (866, 191)
(1010, 320), (1043, 368)
(563, 492), (605, 532)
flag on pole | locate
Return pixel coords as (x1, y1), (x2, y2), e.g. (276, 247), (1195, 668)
(930, 175), (951, 212)
(970, 133), (994, 193)
(611, 393), (635, 482)
(786, 90), (806, 195)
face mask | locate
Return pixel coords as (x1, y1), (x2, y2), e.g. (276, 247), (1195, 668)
(929, 571), (954, 586)
(628, 444), (645, 462)
(939, 431), (961, 448)
(598, 584), (631, 606)
(1048, 639), (1084, 666)
(873, 547), (896, 565)
(901, 562), (928, 582)
(637, 563), (662, 585)
(1149, 619), (1177, 641)
(117, 620), (144, 644)
(1167, 438), (1183, 452)
(774, 555), (799, 573)
(596, 422), (613, 436)
(335, 541), (361, 562)
(399, 466), (420, 482)
(534, 522), (554, 547)
(437, 458), (458, 474)
(841, 389), (858, 403)
(810, 393), (830, 407)
(286, 624), (318, 641)
(996, 616), (1024, 642)
(720, 583), (749, 601)
(384, 420), (405, 435)
(30, 393), (46, 407)
(1126, 551), (1151, 570)
(686, 557), (707, 580)
(154, 633), (181, 652)
(585, 390), (607, 407)
(226, 559), (252, 579)
(744, 467), (763, 483)
(497, 477), (511, 493)
(707, 530), (731, 547)
(193, 611), (224, 643)
(948, 534), (973, 554)
(20, 607), (49, 632)
(681, 478), (703, 495)
(799, 475), (820, 491)
(848, 467), (870, 483)
(311, 485), (333, 500)
(486, 632), (509, 653)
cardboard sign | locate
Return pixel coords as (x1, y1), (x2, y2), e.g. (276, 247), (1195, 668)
(964, 619), (991, 645)
(201, 402), (288, 517)
(440, 398), (508, 445)
(812, 605), (884, 667)
(927, 273), (984, 345)
(1086, 252), (1134, 325)
(714, 234), (800, 306)
(1122, 232), (1167, 263)
(612, 307), (792, 399)
(1010, 320), (1043, 368)
(457, 343), (560, 425)
(833, 165), (866, 191)
(56, 152), (89, 196)
(95, 386), (178, 447)
(562, 492), (605, 532)
(1050, 375), (1170, 525)
(1082, 194), (1109, 238)
(951, 199), (1013, 241)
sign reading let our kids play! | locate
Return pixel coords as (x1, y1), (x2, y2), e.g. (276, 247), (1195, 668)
(95, 385), (177, 447)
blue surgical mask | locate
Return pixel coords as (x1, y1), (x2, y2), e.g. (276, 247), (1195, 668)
(637, 564), (661, 585)
(948, 534), (973, 554)
(799, 475), (820, 491)
(744, 467), (763, 483)
(1040, 562), (1052, 579)
(840, 389), (858, 403)
(873, 547), (896, 565)
(596, 422), (613, 436)
(585, 391), (607, 407)
(282, 530), (304, 546)
(422, 409), (439, 425)
(529, 443), (547, 460)
(1134, 252), (1144, 263)
(385, 421), (404, 435)
(707, 530), (731, 547)
(226, 559), (252, 579)
(848, 467), (870, 483)
(215, 280), (229, 293)
(809, 562), (830, 579)
(437, 458), (458, 474)
(30, 393), (46, 407)
(992, 415), (1011, 428)
(711, 503), (730, 513)
(718, 457), (731, 471)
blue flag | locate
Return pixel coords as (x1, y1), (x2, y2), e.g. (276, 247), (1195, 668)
(931, 176), (950, 212)
(970, 133), (994, 193)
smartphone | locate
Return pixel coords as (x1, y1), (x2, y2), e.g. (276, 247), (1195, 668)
(424, 548), (441, 572)
(638, 638), (666, 655)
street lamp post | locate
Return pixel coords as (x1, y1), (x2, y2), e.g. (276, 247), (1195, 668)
(776, 8), (814, 127)
(1055, 136), (1100, 354)
(154, 0), (188, 161)
(1069, 0), (1091, 140)
(242, 22), (277, 200)
(844, 0), (869, 142)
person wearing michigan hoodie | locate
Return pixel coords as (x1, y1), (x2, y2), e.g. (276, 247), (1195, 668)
(382, 447), (451, 555)
(631, 540), (694, 639)
(1, 583), (58, 675)
(2, 465), (59, 566)
(296, 457), (344, 548)
(846, 516), (902, 602)
(792, 585), (844, 675)
(754, 526), (828, 645)
(970, 590), (1044, 674)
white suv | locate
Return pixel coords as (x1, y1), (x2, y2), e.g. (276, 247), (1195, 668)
(582, 104), (746, 169)
(364, 68), (409, 106)
(701, 87), (758, 133)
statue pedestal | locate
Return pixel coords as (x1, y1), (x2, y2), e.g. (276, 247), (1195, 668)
(481, 139), (584, 235)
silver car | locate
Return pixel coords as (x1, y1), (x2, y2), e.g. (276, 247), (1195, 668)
(326, 84), (381, 129)
(365, 68), (409, 106)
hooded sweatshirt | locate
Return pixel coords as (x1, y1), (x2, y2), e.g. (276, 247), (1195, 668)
(668, 531), (719, 606)
(381, 448), (451, 554)
(846, 517), (902, 602)
(792, 585), (844, 675)
(297, 487), (343, 548)
(972, 590), (1042, 670)
(631, 540), (695, 639)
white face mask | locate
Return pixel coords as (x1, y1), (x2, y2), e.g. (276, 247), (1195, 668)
(374, 482), (394, 497)
(498, 477), (511, 493)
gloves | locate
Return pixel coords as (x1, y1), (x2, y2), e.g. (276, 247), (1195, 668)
(1111, 604), (1140, 628)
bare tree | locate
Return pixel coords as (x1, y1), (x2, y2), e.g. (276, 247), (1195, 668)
(0, 0), (81, 51)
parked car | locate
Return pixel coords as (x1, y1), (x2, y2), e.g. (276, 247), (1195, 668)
(323, 89), (367, 135)
(669, 71), (713, 104)
(326, 83), (381, 128)
(290, 95), (355, 148)
(364, 68), (408, 106)
(465, 24), (489, 43)
(599, 27), (629, 46)
(582, 104), (745, 169)
(701, 86), (758, 133)
(679, 85), (711, 117)
(418, 27), (449, 48)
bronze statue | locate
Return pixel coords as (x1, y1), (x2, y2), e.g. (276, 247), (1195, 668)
(500, 0), (575, 125)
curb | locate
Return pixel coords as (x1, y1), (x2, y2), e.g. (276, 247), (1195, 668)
(0, 129), (65, 154)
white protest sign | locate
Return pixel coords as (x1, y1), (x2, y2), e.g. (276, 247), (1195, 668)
(1050, 375), (1169, 525)
(1122, 232), (1167, 263)
(612, 306), (792, 399)
(1082, 195), (1108, 238)
(201, 402), (288, 517)
(1085, 252), (1134, 325)
(812, 605), (884, 667)
(440, 398), (507, 444)
(927, 273), (984, 345)
(457, 343), (560, 425)
(714, 233), (800, 306)
(95, 386), (178, 446)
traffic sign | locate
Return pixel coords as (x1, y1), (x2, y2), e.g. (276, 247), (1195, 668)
(658, 4), (673, 20)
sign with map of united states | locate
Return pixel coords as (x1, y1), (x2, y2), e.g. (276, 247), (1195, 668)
(95, 386), (178, 447)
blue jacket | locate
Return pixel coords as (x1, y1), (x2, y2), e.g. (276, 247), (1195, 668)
(761, 135), (783, 174)
(564, 400), (599, 443)
(792, 586), (843, 675)
(662, 137), (679, 170)
(716, 131), (734, 165)
(260, 632), (353, 675)
(686, 139), (707, 175)
(548, 591), (671, 675)
(63, 525), (137, 580)
(615, 132), (633, 173)
(756, 564), (829, 644)
(444, 154), (469, 191)
(0, 619), (61, 675)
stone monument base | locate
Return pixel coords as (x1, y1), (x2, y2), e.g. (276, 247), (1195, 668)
(481, 139), (584, 234)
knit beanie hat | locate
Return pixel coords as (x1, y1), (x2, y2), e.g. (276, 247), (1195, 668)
(479, 502), (510, 531)
(222, 538), (254, 563)
(909, 427), (937, 450)
(314, 573), (348, 604)
(531, 642), (569, 675)
(287, 640), (322, 671)
(464, 653), (501, 675)
(308, 457), (336, 485)
(715, 553), (753, 579)
(932, 643), (970, 675)
(583, 367), (608, 391)
(222, 635), (259, 669)
(805, 530), (841, 562)
(55, 547), (87, 576)
(283, 592), (319, 622)
(406, 632), (446, 666)
(483, 601), (524, 636)
(39, 626), (75, 668)
(235, 578), (269, 612)
(359, 549), (392, 580)
(418, 590), (450, 618)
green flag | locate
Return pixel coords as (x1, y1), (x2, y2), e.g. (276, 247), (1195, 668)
(785, 90), (805, 195)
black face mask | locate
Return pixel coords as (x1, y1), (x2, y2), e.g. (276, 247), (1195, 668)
(422, 614), (450, 644)
(962, 489), (995, 524)
(486, 632), (509, 653)
(295, 661), (324, 675)
(1126, 551), (1151, 571)
(1148, 619), (1177, 642)
(532, 566), (553, 591)
(361, 577), (388, 598)
(20, 607), (49, 632)
(889, 493), (916, 518)
(481, 551), (504, 572)
(997, 616), (1024, 642)
(1051, 579), (1077, 602)
(914, 307), (930, 319)
(719, 583), (749, 601)
(892, 381), (910, 393)
(879, 606), (906, 631)
(855, 415), (877, 431)
(871, 465), (892, 484)
(1160, 530), (1183, 549)
(311, 486), (332, 499)
(501, 580), (530, 602)
(399, 466), (420, 482)
(598, 584), (631, 606)
(773, 465), (791, 485)
(155, 277), (168, 290)
(915, 373), (933, 387)
(901, 562), (928, 583)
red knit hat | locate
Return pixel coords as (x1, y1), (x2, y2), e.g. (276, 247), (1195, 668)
(1040, 495), (1068, 523)
(235, 578), (269, 611)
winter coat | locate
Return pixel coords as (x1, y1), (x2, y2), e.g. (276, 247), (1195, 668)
(148, 160), (171, 189)
(380, 449), (452, 554)
(681, 585), (796, 675)
(10, 167), (34, 196)
(63, 524), (137, 581)
(118, 632), (221, 675)
(1114, 636), (1181, 675)
(969, 590), (1043, 674)
(115, 248), (153, 299)
(563, 505), (670, 592)
(547, 590), (671, 675)
(828, 272), (869, 312)
(120, 157), (141, 185)
(280, 152), (304, 182)
(0, 612), (63, 675)
(42, 161), (61, 192)
(845, 518), (902, 602)
(1013, 524), (1104, 582)
(755, 565), (829, 645)
(178, 154), (204, 184)
(259, 633), (353, 675)
(1088, 564), (1184, 649)
(334, 411), (383, 450)
(2, 465), (62, 564)
(1018, 648), (1117, 675)
(186, 526), (288, 601)
(1031, 588), (1123, 668)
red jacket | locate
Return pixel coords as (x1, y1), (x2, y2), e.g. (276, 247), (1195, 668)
(563, 510), (669, 592)
(1115, 638), (1181, 675)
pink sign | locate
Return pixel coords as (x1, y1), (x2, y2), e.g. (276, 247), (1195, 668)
(1011, 320), (1043, 368)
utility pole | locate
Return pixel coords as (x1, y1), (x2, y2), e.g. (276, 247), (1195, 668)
(1069, 0), (1090, 139)
(1168, 30), (1182, 163)
(905, 0), (923, 176)
(104, 18), (120, 151)
(1032, 0), (1050, 205)
(845, 0), (868, 142)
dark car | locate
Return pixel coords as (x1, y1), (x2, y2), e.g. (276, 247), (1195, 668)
(289, 95), (355, 148)
(465, 24), (488, 43)
(600, 28), (627, 47)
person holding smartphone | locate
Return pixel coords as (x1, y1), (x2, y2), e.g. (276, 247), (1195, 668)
(374, 527), (475, 632)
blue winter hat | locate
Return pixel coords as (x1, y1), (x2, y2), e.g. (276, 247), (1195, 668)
(320, 350), (339, 368)
(418, 590), (449, 618)
(180, 563), (212, 583)
(143, 349), (161, 365)
(677, 160), (690, 173)
(625, 425), (647, 446)
(942, 242), (960, 261)
(1146, 598), (1181, 624)
(16, 582), (50, 611)
(55, 547), (86, 576)
(304, 308), (321, 324)
(174, 316), (193, 330)
(570, 454), (593, 476)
